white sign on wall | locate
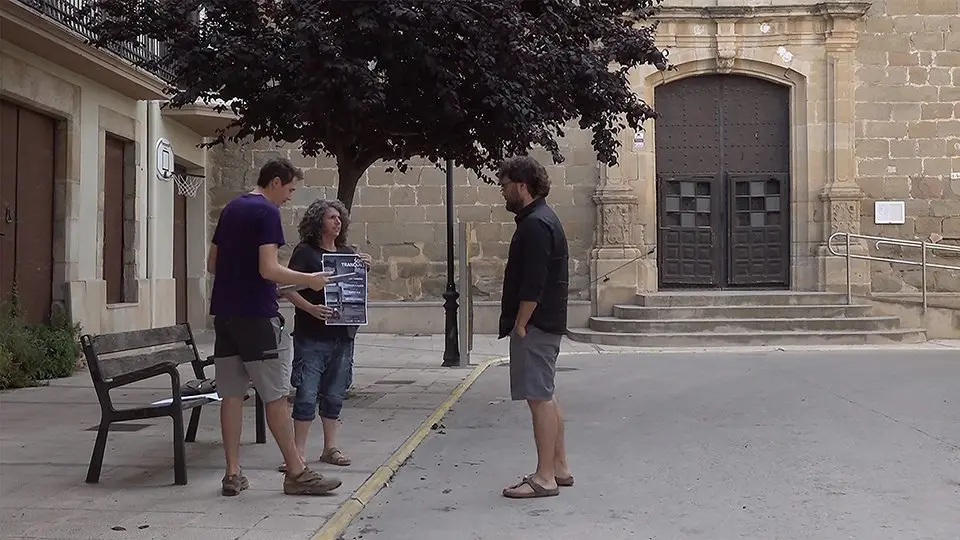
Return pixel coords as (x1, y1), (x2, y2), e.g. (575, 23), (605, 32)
(875, 201), (905, 225)
(156, 138), (173, 181)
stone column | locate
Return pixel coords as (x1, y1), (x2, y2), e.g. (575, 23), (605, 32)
(817, 9), (870, 294)
(589, 163), (642, 316)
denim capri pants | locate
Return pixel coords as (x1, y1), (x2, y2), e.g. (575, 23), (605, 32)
(290, 334), (355, 421)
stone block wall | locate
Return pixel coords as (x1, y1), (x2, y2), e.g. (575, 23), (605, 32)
(207, 135), (598, 302)
(854, 0), (960, 293)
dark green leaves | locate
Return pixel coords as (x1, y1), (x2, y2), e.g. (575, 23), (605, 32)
(79, 0), (667, 205)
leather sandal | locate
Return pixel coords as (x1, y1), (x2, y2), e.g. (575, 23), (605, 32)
(525, 473), (574, 487)
(503, 478), (560, 499)
(319, 447), (351, 466)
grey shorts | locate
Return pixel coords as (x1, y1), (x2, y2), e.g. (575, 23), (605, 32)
(509, 325), (562, 401)
(214, 354), (291, 404)
(213, 316), (291, 404)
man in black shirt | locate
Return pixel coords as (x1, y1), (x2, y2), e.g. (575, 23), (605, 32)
(496, 156), (572, 499)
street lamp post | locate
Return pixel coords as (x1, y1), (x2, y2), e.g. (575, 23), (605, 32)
(441, 158), (461, 367)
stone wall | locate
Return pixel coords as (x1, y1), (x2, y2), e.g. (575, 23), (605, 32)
(207, 135), (598, 302)
(854, 0), (960, 293)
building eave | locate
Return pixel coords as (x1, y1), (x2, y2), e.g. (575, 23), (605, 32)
(161, 102), (240, 137)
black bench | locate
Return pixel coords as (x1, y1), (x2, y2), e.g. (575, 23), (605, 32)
(82, 323), (267, 485)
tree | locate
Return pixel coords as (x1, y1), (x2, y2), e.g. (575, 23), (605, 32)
(79, 0), (669, 209)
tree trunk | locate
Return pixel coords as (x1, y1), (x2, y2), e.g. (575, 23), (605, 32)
(335, 157), (368, 211)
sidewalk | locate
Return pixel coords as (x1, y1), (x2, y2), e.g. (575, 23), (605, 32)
(3, 333), (955, 539)
(0, 333), (599, 540)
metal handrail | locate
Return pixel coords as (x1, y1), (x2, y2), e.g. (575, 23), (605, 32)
(827, 231), (960, 312)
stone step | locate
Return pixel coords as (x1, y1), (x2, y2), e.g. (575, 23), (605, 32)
(638, 291), (849, 307)
(612, 304), (873, 320)
(566, 328), (928, 347)
(588, 316), (902, 333)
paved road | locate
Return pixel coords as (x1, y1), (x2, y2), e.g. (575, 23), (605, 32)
(342, 350), (960, 540)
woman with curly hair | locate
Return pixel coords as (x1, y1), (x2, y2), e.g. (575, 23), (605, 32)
(278, 198), (371, 472)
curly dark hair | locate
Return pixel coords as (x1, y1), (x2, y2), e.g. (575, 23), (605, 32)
(497, 155), (551, 198)
(298, 198), (350, 248)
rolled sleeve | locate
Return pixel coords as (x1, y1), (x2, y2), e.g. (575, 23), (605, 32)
(516, 220), (552, 302)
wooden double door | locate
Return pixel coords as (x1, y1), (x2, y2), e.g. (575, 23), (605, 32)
(655, 74), (791, 289)
(1, 100), (56, 324)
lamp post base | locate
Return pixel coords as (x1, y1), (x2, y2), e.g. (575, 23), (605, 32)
(441, 286), (460, 367)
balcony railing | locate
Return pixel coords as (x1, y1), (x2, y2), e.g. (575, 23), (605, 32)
(13, 0), (175, 82)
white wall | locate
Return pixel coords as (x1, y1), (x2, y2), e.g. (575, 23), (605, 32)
(1, 42), (208, 334)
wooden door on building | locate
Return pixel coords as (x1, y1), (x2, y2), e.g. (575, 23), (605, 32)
(172, 164), (188, 324)
(103, 134), (126, 304)
(655, 75), (791, 289)
(0, 100), (56, 323)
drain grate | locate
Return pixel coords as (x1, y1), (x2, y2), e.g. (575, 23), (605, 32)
(374, 380), (416, 385)
(85, 423), (153, 432)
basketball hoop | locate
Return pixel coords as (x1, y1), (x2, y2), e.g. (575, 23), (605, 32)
(156, 138), (174, 181)
(174, 172), (205, 198)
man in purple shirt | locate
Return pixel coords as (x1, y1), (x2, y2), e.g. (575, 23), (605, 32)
(208, 157), (341, 496)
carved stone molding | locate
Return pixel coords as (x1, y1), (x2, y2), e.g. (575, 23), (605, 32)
(819, 185), (864, 236)
(658, 2), (871, 21)
(716, 57), (735, 73)
(715, 20), (738, 73)
(590, 185), (643, 315)
(655, 3), (871, 77)
(592, 189), (639, 248)
(828, 200), (861, 235)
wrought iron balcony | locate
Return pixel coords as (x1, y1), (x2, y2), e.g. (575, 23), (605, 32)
(12, 0), (174, 82)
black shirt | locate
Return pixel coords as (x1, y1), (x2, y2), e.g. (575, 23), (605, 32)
(287, 242), (359, 341)
(499, 197), (569, 338)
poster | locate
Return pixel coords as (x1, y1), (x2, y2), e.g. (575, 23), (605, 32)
(321, 253), (369, 326)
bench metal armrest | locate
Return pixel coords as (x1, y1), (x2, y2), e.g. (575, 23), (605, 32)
(107, 362), (181, 390)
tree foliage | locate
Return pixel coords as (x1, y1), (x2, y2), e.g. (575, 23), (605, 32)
(79, 0), (669, 208)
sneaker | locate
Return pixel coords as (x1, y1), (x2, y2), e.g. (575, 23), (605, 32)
(283, 467), (342, 495)
(221, 471), (249, 496)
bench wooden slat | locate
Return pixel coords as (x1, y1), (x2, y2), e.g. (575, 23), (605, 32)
(91, 325), (192, 354)
(98, 346), (197, 380)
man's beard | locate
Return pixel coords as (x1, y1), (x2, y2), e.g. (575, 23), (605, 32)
(505, 198), (522, 213)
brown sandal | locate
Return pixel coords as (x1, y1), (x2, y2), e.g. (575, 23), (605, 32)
(319, 447), (351, 466)
(525, 473), (574, 487)
(503, 478), (560, 499)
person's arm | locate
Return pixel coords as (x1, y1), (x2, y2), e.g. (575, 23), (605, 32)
(257, 208), (328, 289)
(283, 290), (315, 310)
(206, 245), (217, 275)
(281, 245), (332, 319)
(259, 244), (322, 286)
(514, 221), (552, 335)
(208, 219), (222, 275)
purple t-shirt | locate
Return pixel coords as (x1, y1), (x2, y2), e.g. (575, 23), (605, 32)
(209, 193), (285, 318)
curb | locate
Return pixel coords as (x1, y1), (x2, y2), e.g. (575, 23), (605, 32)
(310, 356), (508, 540)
